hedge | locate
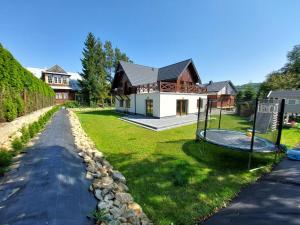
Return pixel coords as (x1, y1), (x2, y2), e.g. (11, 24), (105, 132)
(0, 43), (55, 122)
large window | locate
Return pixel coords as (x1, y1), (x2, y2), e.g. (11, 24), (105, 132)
(125, 99), (130, 108)
(58, 76), (62, 84)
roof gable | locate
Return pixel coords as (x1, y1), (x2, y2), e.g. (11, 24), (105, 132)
(118, 59), (200, 86)
(46, 65), (67, 74)
(204, 80), (237, 93)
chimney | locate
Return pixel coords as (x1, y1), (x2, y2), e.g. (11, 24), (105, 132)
(209, 80), (213, 85)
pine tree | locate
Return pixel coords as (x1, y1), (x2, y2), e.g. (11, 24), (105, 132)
(79, 33), (102, 106)
(104, 41), (114, 106)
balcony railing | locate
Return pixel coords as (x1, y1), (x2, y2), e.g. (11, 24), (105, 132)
(137, 81), (207, 94)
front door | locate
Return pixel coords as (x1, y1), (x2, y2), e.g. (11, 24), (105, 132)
(176, 100), (188, 116)
(146, 99), (153, 116)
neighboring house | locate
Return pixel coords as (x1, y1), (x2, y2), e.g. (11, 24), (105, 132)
(204, 80), (237, 108)
(27, 65), (81, 104)
(111, 59), (207, 117)
(267, 90), (300, 121)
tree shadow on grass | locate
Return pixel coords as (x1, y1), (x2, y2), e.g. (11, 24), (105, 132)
(102, 140), (274, 225)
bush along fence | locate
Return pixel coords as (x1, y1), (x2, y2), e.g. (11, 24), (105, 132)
(0, 43), (55, 122)
(68, 110), (153, 225)
(0, 106), (59, 176)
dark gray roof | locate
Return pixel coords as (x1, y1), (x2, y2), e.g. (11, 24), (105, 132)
(204, 80), (237, 93)
(119, 61), (158, 86)
(46, 65), (67, 74)
(268, 90), (300, 99)
(119, 59), (200, 86)
(157, 59), (193, 81)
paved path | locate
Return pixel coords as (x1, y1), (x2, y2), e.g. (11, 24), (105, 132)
(0, 109), (96, 225)
(202, 159), (300, 225)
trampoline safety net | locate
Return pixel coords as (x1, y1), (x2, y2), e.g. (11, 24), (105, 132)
(196, 97), (285, 153)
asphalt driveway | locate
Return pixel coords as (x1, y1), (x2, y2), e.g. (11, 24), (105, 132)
(201, 158), (300, 225)
(0, 109), (96, 225)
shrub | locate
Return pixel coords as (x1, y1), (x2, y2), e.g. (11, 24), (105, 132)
(64, 101), (80, 108)
(0, 149), (12, 168)
(11, 138), (23, 152)
(28, 122), (39, 138)
(3, 98), (17, 121)
(90, 209), (110, 224)
(21, 126), (30, 144)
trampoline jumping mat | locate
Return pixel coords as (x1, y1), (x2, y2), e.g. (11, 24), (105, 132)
(198, 129), (276, 153)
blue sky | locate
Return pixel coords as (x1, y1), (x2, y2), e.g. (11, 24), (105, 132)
(1, 0), (300, 84)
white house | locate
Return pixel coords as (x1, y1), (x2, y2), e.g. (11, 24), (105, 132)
(111, 59), (207, 118)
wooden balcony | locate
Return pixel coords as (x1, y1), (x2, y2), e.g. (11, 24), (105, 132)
(137, 82), (207, 94)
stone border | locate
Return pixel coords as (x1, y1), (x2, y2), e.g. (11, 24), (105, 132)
(67, 110), (153, 225)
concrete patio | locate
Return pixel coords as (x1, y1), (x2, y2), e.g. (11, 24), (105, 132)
(120, 113), (203, 131)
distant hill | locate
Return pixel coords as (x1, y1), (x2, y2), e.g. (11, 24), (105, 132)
(235, 83), (261, 93)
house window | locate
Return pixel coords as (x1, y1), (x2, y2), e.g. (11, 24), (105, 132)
(125, 99), (130, 108)
(119, 99), (124, 107)
(55, 93), (63, 99)
(63, 76), (67, 84)
(48, 75), (53, 84)
(64, 92), (69, 99)
(54, 76), (58, 83)
(58, 76), (62, 84)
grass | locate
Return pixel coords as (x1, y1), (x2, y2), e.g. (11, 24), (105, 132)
(76, 110), (296, 225)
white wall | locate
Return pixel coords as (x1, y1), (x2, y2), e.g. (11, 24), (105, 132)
(115, 92), (160, 117)
(116, 92), (207, 118)
(159, 93), (207, 117)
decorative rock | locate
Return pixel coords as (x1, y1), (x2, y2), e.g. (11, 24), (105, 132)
(115, 193), (133, 204)
(128, 203), (143, 217)
(93, 151), (104, 160)
(98, 201), (110, 210)
(86, 172), (93, 180)
(94, 189), (103, 200)
(104, 193), (114, 201)
(114, 182), (129, 192)
(98, 177), (114, 189)
(67, 110), (152, 225)
(110, 206), (122, 219)
(112, 171), (126, 183)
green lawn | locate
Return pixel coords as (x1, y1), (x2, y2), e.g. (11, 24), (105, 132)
(76, 110), (296, 225)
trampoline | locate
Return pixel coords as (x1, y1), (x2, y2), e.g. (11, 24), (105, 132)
(195, 98), (286, 169)
(197, 129), (277, 153)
